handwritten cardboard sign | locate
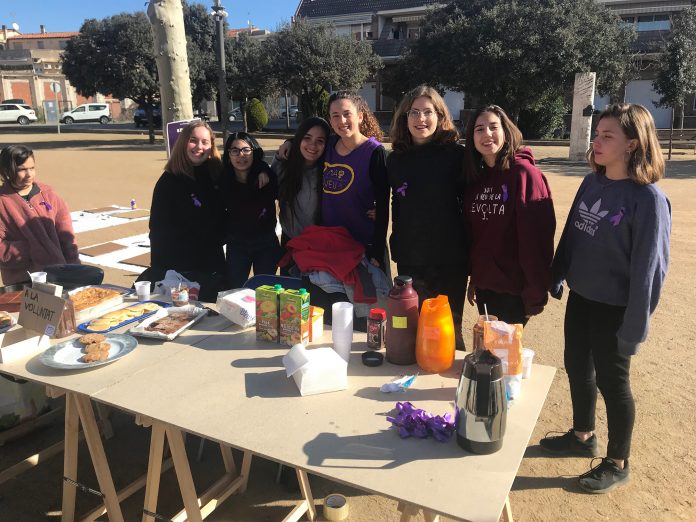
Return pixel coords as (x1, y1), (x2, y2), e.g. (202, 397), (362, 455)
(18, 287), (65, 337)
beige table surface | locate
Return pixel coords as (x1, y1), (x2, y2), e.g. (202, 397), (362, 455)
(90, 326), (556, 522)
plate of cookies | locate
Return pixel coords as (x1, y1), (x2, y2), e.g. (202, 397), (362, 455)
(40, 333), (138, 370)
(77, 301), (170, 333)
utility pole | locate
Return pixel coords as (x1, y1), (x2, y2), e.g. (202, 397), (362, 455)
(212, 0), (229, 140)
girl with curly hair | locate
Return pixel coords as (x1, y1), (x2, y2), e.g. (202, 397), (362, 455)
(323, 91), (388, 268)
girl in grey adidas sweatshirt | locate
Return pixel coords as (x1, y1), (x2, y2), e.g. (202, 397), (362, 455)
(542, 103), (671, 494)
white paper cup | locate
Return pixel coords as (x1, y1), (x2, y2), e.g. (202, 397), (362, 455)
(522, 348), (535, 379)
(332, 302), (353, 362)
(134, 281), (151, 302)
(30, 271), (47, 284)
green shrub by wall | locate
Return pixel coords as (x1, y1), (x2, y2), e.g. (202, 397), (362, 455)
(246, 98), (268, 132)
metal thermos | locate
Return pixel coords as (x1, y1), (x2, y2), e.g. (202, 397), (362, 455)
(454, 349), (507, 454)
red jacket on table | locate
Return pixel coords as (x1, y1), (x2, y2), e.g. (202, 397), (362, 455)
(0, 181), (79, 285)
(280, 225), (377, 303)
(463, 149), (555, 316)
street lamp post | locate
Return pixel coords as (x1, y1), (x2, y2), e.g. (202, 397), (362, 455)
(212, 0), (229, 139)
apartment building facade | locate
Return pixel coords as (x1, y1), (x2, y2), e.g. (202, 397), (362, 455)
(295, 0), (696, 129)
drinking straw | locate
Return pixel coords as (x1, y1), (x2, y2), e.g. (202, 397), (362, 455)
(484, 304), (489, 321)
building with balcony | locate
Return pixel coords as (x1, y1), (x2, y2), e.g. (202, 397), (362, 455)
(295, 0), (465, 120)
(296, 0), (696, 129)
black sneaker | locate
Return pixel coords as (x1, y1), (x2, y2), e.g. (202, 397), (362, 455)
(579, 458), (630, 494)
(539, 429), (599, 457)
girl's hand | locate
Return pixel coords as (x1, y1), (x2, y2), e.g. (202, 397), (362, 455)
(276, 141), (292, 161)
(258, 173), (270, 189)
(366, 208), (376, 221)
(467, 284), (476, 306)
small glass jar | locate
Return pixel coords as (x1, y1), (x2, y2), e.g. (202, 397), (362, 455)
(367, 308), (386, 350)
(472, 314), (498, 353)
(55, 291), (76, 338)
(171, 286), (189, 307)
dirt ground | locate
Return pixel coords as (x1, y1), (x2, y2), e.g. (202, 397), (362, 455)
(1, 131), (695, 521)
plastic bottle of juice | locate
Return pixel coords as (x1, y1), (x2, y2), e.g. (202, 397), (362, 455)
(416, 295), (455, 373)
(385, 275), (419, 365)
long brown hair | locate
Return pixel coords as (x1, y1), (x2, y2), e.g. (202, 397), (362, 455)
(464, 105), (522, 182)
(164, 120), (221, 179)
(328, 91), (383, 141)
(389, 85), (459, 152)
(588, 103), (664, 185)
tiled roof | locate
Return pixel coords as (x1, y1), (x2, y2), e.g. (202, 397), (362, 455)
(296, 0), (441, 18)
(9, 32), (78, 40)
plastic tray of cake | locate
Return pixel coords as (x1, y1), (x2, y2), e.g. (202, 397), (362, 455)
(128, 305), (207, 341)
(77, 301), (170, 334)
(69, 284), (133, 323)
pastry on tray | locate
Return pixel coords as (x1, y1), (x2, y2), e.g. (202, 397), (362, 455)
(0, 310), (13, 329)
(84, 303), (163, 331)
(81, 350), (110, 363)
(145, 311), (196, 335)
(79, 333), (106, 345)
(70, 287), (122, 311)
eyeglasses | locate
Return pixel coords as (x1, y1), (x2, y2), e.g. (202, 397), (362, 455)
(229, 147), (253, 156)
(406, 109), (437, 120)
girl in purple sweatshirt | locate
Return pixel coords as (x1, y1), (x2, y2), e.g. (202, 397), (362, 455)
(541, 104), (671, 494)
(463, 106), (556, 325)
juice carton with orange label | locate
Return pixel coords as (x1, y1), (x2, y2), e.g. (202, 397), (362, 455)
(256, 284), (283, 343)
(279, 288), (310, 346)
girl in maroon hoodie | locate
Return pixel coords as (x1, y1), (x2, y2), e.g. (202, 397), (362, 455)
(463, 106), (555, 325)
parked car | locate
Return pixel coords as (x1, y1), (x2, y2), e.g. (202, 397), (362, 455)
(281, 105), (299, 118)
(0, 103), (37, 125)
(1, 98), (26, 105)
(60, 103), (111, 124)
(228, 107), (242, 121)
(134, 104), (162, 127)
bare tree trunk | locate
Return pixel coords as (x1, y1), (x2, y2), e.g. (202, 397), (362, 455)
(147, 0), (193, 150)
(668, 106), (674, 161)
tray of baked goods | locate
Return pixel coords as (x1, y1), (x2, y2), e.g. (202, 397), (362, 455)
(69, 284), (133, 323)
(128, 304), (207, 341)
(0, 283), (26, 313)
(77, 301), (170, 333)
(0, 310), (17, 334)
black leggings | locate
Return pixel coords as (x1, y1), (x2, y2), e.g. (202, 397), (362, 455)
(397, 264), (468, 349)
(564, 291), (635, 460)
(475, 288), (528, 327)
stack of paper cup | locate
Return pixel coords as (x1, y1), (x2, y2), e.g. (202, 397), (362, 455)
(331, 302), (354, 362)
(29, 271), (47, 284)
(134, 281), (151, 302)
(522, 348), (535, 379)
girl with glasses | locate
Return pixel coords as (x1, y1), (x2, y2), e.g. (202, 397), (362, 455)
(387, 85), (468, 349)
(147, 121), (226, 301)
(541, 103), (671, 493)
(463, 105), (556, 326)
(221, 131), (280, 288)
(0, 144), (79, 285)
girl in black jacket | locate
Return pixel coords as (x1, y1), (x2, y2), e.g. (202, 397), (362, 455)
(221, 132), (280, 288)
(388, 85), (468, 349)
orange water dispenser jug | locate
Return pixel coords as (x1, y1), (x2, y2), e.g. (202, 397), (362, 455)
(416, 295), (455, 373)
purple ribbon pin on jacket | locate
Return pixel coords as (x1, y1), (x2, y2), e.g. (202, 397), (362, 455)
(39, 201), (53, 211)
(396, 182), (408, 197)
(191, 194), (202, 208)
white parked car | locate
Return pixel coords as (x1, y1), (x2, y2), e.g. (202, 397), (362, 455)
(60, 103), (111, 124)
(0, 103), (37, 125)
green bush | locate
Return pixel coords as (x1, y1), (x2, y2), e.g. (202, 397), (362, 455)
(518, 95), (569, 139)
(245, 98), (268, 132)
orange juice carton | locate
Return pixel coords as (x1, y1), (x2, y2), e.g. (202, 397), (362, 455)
(279, 288), (310, 346)
(309, 306), (324, 342)
(256, 284), (283, 342)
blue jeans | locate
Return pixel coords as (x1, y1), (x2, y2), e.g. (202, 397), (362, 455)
(226, 235), (281, 288)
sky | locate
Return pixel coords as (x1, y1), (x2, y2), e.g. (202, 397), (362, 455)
(1, 0), (297, 34)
